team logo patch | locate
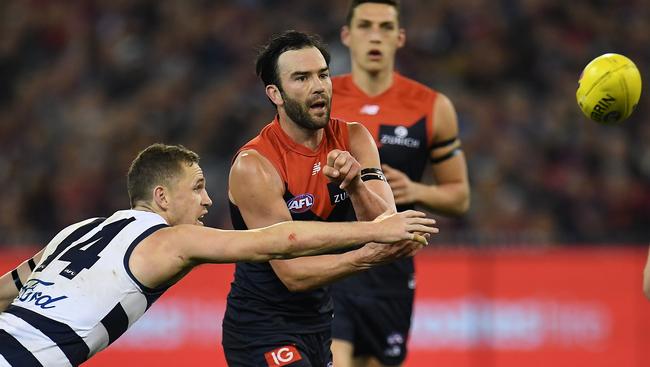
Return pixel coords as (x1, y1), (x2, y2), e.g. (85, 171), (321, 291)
(379, 125), (421, 148)
(287, 193), (314, 213)
(264, 345), (303, 367)
(18, 279), (68, 310)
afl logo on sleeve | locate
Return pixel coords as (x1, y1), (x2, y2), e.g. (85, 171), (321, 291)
(264, 345), (303, 366)
(287, 194), (314, 213)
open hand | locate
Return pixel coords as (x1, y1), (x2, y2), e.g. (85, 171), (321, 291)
(382, 164), (417, 205)
(372, 210), (438, 245)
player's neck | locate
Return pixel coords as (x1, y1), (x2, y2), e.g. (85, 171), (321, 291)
(133, 203), (170, 224)
(277, 112), (324, 151)
(352, 65), (394, 97)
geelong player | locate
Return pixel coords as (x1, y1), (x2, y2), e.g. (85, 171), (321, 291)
(0, 143), (437, 367)
(221, 31), (429, 366)
(330, 1), (470, 366)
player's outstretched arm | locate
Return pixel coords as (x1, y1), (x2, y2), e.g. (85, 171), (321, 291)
(171, 209), (435, 264)
(0, 249), (44, 312)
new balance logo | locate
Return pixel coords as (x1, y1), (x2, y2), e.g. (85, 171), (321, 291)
(360, 104), (380, 115)
(312, 162), (321, 175)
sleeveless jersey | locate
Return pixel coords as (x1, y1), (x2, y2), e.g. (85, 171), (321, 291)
(0, 210), (168, 367)
(223, 116), (354, 335)
(330, 73), (438, 297)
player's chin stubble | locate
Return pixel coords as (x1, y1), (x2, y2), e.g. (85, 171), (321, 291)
(282, 92), (330, 130)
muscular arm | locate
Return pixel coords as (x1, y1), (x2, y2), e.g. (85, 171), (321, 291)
(325, 123), (396, 220)
(223, 149), (420, 292)
(129, 211), (434, 289)
(383, 93), (470, 216)
(0, 249), (44, 311)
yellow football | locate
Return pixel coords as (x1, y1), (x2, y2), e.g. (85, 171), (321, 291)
(576, 53), (642, 123)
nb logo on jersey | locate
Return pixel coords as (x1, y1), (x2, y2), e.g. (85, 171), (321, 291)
(264, 345), (303, 367)
(380, 126), (421, 148)
(360, 104), (380, 115)
(18, 279), (68, 310)
(287, 194), (314, 213)
(312, 162), (321, 175)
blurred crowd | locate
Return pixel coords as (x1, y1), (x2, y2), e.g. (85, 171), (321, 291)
(0, 0), (648, 246)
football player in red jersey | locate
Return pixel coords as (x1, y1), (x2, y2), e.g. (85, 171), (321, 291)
(221, 30), (435, 367)
(330, 1), (470, 366)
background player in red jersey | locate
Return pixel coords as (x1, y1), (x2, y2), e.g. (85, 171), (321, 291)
(330, 1), (470, 366)
(222, 31), (433, 366)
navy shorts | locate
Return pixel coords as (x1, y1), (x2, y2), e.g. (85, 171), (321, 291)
(222, 327), (332, 367)
(331, 292), (414, 366)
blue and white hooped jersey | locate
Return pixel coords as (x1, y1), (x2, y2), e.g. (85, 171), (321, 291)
(0, 210), (168, 367)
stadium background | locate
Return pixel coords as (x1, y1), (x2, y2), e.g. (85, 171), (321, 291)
(1, 0), (649, 366)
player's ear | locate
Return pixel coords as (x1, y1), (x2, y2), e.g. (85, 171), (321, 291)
(341, 25), (350, 47)
(266, 84), (283, 106)
(152, 185), (170, 210)
(397, 28), (406, 49)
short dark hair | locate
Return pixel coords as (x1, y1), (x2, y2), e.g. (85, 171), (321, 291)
(127, 144), (200, 207)
(255, 30), (331, 89)
(346, 0), (401, 25)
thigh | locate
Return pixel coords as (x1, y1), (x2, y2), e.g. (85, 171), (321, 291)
(348, 295), (414, 366)
(332, 291), (356, 343)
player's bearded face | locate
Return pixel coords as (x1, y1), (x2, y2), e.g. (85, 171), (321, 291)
(281, 89), (331, 130)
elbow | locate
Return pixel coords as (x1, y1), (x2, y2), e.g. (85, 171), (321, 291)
(454, 195), (471, 216)
(281, 279), (314, 293)
(445, 193), (470, 217)
(277, 273), (317, 292)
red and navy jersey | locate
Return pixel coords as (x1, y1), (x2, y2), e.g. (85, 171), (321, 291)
(224, 116), (355, 335)
(330, 73), (438, 296)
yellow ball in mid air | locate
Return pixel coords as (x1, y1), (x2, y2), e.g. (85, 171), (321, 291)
(576, 53), (642, 124)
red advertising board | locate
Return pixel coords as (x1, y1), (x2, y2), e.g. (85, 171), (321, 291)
(2, 246), (649, 366)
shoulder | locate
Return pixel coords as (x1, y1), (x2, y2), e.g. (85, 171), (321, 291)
(394, 73), (437, 101)
(433, 92), (457, 119)
(344, 121), (375, 149)
(231, 149), (280, 182)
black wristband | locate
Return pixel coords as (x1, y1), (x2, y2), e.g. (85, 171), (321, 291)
(360, 168), (384, 176)
(27, 259), (36, 271)
(360, 167), (386, 182)
(361, 173), (387, 182)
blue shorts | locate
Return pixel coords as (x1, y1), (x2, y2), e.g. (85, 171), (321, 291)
(331, 292), (413, 366)
(222, 327), (332, 367)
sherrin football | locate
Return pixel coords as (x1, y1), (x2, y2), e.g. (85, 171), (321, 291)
(576, 53), (642, 124)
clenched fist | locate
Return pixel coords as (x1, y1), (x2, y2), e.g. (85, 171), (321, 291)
(322, 149), (361, 190)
